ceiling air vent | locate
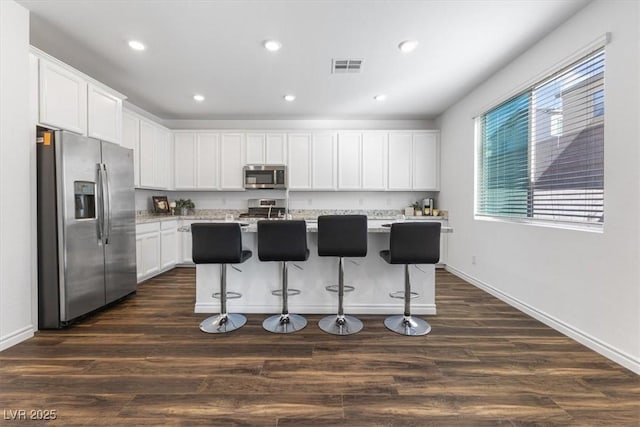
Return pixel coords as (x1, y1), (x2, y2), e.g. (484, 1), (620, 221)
(332, 58), (363, 74)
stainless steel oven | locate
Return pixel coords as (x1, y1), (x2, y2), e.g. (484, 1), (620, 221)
(243, 165), (286, 189)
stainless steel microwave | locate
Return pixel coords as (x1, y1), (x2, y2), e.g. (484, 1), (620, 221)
(243, 165), (286, 189)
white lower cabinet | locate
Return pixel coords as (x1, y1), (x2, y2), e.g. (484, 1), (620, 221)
(136, 222), (161, 282)
(136, 221), (178, 283)
(160, 221), (178, 270)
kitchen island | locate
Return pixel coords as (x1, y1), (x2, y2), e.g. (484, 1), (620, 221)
(193, 220), (452, 316)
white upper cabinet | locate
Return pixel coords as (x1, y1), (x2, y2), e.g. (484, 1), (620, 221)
(412, 132), (439, 190)
(174, 132), (197, 189)
(139, 120), (156, 188)
(36, 52), (125, 143)
(157, 127), (172, 190)
(174, 132), (220, 190)
(138, 119), (171, 190)
(265, 133), (287, 164)
(311, 133), (337, 190)
(87, 83), (122, 144)
(219, 133), (245, 190)
(196, 133), (219, 189)
(388, 132), (414, 190)
(362, 132), (387, 190)
(288, 133), (312, 189)
(337, 132), (362, 190)
(388, 131), (440, 191)
(121, 111), (140, 187)
(337, 131), (387, 191)
(39, 59), (87, 135)
(246, 132), (287, 165)
(246, 133), (266, 164)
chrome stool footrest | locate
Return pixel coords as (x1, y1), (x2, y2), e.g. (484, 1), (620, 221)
(212, 291), (242, 300)
(271, 288), (301, 297)
(389, 291), (419, 299)
(325, 284), (355, 293)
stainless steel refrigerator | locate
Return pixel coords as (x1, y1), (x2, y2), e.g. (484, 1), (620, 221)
(37, 129), (137, 328)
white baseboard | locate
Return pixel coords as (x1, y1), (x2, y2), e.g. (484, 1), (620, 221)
(0, 325), (34, 352)
(195, 303), (436, 315)
(446, 265), (640, 375)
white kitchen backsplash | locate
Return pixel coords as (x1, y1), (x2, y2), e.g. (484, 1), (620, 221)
(135, 189), (438, 212)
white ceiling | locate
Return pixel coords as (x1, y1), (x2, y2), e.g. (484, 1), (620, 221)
(19, 0), (590, 120)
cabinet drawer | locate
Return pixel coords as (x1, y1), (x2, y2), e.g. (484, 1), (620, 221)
(136, 222), (160, 234)
(161, 220), (178, 230)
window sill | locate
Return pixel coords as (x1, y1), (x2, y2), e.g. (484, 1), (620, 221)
(474, 215), (604, 234)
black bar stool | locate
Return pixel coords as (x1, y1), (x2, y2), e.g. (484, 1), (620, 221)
(192, 223), (252, 334)
(258, 220), (309, 334)
(380, 222), (441, 336)
(317, 215), (368, 335)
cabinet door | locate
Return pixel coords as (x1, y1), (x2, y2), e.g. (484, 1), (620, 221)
(287, 133), (312, 190)
(181, 227), (193, 264)
(174, 133), (196, 189)
(245, 133), (265, 164)
(219, 133), (245, 190)
(337, 133), (361, 190)
(122, 112), (140, 187)
(196, 133), (219, 189)
(312, 133), (336, 190)
(39, 59), (87, 135)
(139, 120), (156, 188)
(412, 132), (439, 190)
(161, 229), (178, 270)
(136, 235), (144, 282)
(155, 127), (171, 190)
(88, 84), (122, 144)
(388, 133), (413, 190)
(265, 133), (287, 164)
(139, 232), (160, 278)
(362, 132), (387, 190)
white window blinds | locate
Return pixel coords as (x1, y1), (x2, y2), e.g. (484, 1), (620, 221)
(477, 48), (605, 226)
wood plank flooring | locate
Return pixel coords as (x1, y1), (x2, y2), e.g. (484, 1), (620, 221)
(1, 268), (638, 426)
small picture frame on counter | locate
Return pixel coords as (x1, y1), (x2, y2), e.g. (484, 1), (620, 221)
(152, 196), (170, 214)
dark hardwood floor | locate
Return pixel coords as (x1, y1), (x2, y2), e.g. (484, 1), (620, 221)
(1, 268), (638, 426)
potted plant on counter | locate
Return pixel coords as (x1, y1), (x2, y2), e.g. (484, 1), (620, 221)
(175, 199), (195, 216)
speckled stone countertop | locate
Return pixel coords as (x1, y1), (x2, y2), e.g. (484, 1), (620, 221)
(136, 209), (446, 224)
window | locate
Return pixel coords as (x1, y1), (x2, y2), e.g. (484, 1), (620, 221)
(476, 48), (605, 226)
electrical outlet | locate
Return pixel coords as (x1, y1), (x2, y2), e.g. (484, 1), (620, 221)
(472, 255), (477, 265)
(307, 198), (312, 206)
(359, 198), (364, 206)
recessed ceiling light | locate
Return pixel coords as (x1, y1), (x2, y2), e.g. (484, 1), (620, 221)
(128, 40), (146, 51)
(398, 40), (418, 53)
(193, 94), (205, 102)
(264, 40), (282, 52)
(374, 94), (387, 101)
(283, 94), (296, 102)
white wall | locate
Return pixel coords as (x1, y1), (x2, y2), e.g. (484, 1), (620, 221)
(0, 0), (33, 350)
(438, 0), (640, 373)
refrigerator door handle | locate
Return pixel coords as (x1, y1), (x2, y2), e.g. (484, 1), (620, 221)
(103, 163), (112, 244)
(96, 163), (104, 245)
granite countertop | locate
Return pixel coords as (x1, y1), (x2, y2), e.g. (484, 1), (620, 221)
(136, 214), (446, 224)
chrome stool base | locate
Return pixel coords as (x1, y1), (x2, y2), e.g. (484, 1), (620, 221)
(318, 314), (363, 336)
(384, 315), (431, 336)
(200, 313), (247, 334)
(262, 313), (307, 334)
